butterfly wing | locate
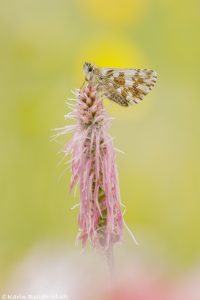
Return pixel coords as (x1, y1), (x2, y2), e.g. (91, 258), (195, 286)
(99, 68), (157, 106)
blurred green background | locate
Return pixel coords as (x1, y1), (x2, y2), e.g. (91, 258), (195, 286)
(0, 0), (200, 286)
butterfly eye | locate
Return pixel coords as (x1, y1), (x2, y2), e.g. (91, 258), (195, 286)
(88, 66), (93, 72)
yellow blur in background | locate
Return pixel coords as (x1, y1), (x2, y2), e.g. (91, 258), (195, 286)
(0, 0), (200, 292)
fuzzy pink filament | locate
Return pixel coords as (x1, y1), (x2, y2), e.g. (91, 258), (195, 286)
(55, 84), (123, 251)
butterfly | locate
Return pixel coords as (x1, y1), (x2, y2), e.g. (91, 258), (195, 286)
(83, 62), (157, 106)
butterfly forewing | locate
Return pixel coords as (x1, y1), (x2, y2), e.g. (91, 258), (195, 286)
(98, 68), (157, 106)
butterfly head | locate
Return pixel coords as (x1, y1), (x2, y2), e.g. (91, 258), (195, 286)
(83, 62), (95, 81)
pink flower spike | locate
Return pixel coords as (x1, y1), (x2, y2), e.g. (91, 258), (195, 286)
(57, 84), (126, 253)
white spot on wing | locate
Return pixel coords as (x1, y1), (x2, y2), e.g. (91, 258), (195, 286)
(116, 88), (122, 94)
(113, 72), (119, 78)
(125, 80), (132, 87)
(138, 84), (148, 93)
(126, 95), (132, 101)
(101, 69), (109, 75)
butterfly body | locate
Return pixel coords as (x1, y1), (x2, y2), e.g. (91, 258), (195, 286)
(83, 62), (157, 106)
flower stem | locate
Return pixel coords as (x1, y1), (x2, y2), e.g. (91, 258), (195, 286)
(106, 244), (115, 277)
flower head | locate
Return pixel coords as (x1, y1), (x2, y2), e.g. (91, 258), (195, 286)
(54, 84), (124, 251)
